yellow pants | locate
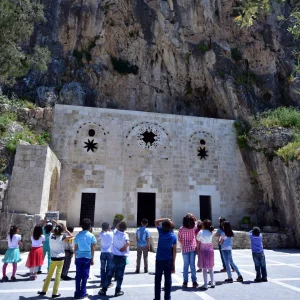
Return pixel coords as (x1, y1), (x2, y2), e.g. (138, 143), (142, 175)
(42, 260), (64, 295)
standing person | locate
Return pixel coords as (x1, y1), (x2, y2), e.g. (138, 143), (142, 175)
(38, 220), (55, 274)
(74, 218), (97, 299)
(98, 222), (114, 288)
(26, 225), (45, 280)
(153, 218), (177, 300)
(178, 214), (198, 288)
(249, 227), (268, 282)
(215, 217), (227, 272)
(2, 225), (22, 281)
(135, 218), (150, 274)
(61, 226), (75, 280)
(38, 224), (73, 298)
(195, 220), (202, 273)
(196, 219), (215, 289)
(220, 221), (243, 283)
(98, 220), (130, 297)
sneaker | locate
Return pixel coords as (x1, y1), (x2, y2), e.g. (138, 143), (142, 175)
(37, 271), (42, 274)
(210, 282), (215, 288)
(37, 291), (46, 296)
(2, 276), (9, 282)
(62, 276), (73, 281)
(199, 284), (208, 290)
(220, 268), (226, 272)
(237, 275), (243, 282)
(144, 269), (148, 273)
(254, 278), (262, 282)
(98, 290), (106, 296)
(196, 269), (202, 273)
(135, 269), (140, 274)
(114, 291), (124, 297)
(11, 276), (16, 281)
(225, 278), (233, 283)
(182, 281), (188, 288)
(51, 294), (61, 298)
(262, 278), (268, 282)
(192, 282), (199, 288)
(108, 283), (114, 288)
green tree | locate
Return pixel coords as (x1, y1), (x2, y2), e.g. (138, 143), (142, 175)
(0, 0), (50, 82)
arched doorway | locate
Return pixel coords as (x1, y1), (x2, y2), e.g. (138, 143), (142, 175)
(48, 167), (59, 211)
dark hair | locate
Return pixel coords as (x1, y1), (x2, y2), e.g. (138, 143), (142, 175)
(102, 222), (109, 231)
(53, 224), (64, 235)
(219, 217), (226, 229)
(44, 224), (53, 234)
(9, 225), (19, 241)
(223, 221), (234, 237)
(141, 218), (148, 225)
(67, 226), (74, 233)
(81, 218), (92, 231)
(162, 219), (172, 232)
(118, 220), (127, 232)
(182, 214), (195, 229)
(252, 227), (260, 236)
(33, 225), (43, 240)
(202, 219), (214, 232)
(112, 217), (121, 229)
(197, 220), (202, 230)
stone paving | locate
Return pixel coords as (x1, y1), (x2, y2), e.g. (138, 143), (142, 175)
(1, 249), (300, 300)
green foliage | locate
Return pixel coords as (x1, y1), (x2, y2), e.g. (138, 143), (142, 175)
(110, 56), (139, 75)
(253, 107), (300, 128)
(198, 44), (208, 53)
(113, 214), (125, 221)
(0, 0), (50, 81)
(234, 120), (251, 149)
(235, 71), (256, 88)
(288, 8), (300, 40)
(241, 216), (251, 224)
(231, 48), (243, 61)
(276, 138), (300, 162)
(0, 174), (8, 182)
(0, 111), (17, 137)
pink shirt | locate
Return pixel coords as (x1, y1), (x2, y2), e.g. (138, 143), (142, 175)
(178, 226), (197, 253)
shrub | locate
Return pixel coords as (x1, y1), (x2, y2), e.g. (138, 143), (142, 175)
(198, 44), (208, 53)
(113, 213), (125, 221)
(241, 216), (251, 224)
(231, 48), (243, 61)
(0, 112), (17, 137)
(110, 56), (139, 75)
(275, 139), (300, 162)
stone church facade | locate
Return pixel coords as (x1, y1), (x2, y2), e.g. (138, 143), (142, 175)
(7, 105), (255, 227)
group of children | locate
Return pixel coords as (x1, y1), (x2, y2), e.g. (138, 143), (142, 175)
(1, 215), (268, 300)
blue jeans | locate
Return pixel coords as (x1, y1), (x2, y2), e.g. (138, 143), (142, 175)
(252, 252), (267, 279)
(155, 259), (172, 300)
(222, 250), (241, 278)
(182, 251), (197, 282)
(218, 244), (226, 269)
(102, 255), (127, 292)
(100, 252), (114, 284)
(75, 257), (91, 298)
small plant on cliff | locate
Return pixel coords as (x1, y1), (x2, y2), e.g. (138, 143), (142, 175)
(235, 71), (256, 88)
(198, 44), (209, 53)
(234, 120), (251, 149)
(276, 139), (300, 162)
(110, 56), (139, 75)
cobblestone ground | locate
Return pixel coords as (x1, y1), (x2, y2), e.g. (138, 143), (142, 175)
(1, 249), (300, 299)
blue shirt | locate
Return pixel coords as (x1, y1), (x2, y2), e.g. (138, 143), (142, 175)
(249, 231), (264, 253)
(156, 226), (177, 260)
(74, 230), (97, 259)
(112, 230), (130, 256)
(216, 228), (223, 235)
(99, 231), (113, 253)
(136, 227), (150, 247)
(221, 232), (232, 250)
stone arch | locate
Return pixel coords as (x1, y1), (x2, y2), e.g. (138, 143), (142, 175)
(48, 167), (59, 211)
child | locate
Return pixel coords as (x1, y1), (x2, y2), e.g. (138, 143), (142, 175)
(215, 217), (227, 272)
(135, 218), (150, 274)
(249, 227), (268, 282)
(26, 225), (45, 280)
(38, 220), (54, 274)
(195, 220), (202, 273)
(196, 219), (215, 289)
(178, 214), (198, 288)
(98, 222), (114, 288)
(2, 225), (22, 281)
(74, 218), (97, 299)
(38, 224), (73, 298)
(153, 218), (177, 300)
(61, 226), (75, 280)
(98, 220), (130, 297)
(220, 221), (243, 283)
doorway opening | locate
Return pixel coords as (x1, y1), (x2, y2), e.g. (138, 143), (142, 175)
(199, 195), (212, 221)
(80, 193), (96, 226)
(137, 193), (156, 226)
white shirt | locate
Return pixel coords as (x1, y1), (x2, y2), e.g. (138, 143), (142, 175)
(112, 230), (129, 256)
(7, 234), (21, 248)
(197, 230), (213, 244)
(49, 233), (67, 258)
(99, 231), (113, 253)
(31, 235), (45, 247)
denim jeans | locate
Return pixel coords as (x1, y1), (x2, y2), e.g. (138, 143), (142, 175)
(182, 251), (197, 282)
(154, 259), (172, 300)
(100, 252), (114, 284)
(218, 244), (226, 269)
(102, 255), (127, 292)
(222, 250), (241, 278)
(75, 257), (91, 298)
(252, 252), (267, 279)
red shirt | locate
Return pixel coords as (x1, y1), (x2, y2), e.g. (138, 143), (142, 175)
(178, 226), (197, 253)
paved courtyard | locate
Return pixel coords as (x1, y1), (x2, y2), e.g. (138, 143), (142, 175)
(1, 249), (300, 300)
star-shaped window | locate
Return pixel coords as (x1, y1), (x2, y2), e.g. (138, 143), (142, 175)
(197, 147), (208, 160)
(84, 139), (98, 152)
(139, 130), (157, 148)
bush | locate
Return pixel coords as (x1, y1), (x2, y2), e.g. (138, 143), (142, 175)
(276, 139), (300, 162)
(0, 112), (17, 137)
(198, 44), (208, 53)
(241, 216), (251, 224)
(110, 56), (139, 75)
(113, 213), (125, 221)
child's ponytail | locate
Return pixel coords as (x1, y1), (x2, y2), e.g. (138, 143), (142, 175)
(9, 225), (18, 241)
